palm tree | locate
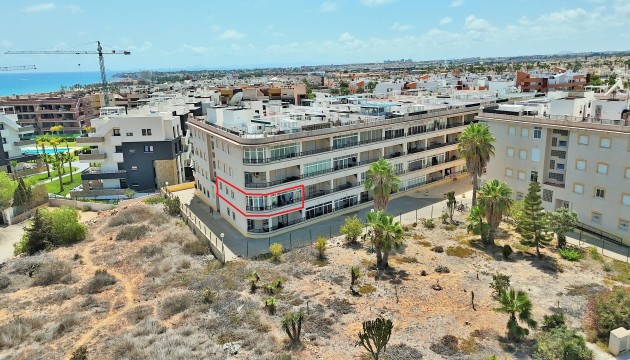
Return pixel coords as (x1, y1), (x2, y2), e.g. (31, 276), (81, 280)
(477, 179), (513, 245)
(51, 156), (64, 193)
(467, 205), (489, 242)
(496, 288), (537, 341)
(364, 159), (400, 211)
(367, 210), (404, 269)
(62, 151), (75, 182)
(458, 123), (496, 206)
(36, 135), (51, 177)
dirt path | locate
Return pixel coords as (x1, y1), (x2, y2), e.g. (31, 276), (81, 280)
(63, 224), (139, 360)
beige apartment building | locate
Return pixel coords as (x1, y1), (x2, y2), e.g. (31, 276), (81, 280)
(479, 92), (630, 244)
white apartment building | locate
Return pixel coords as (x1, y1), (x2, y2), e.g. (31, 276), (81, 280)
(0, 106), (36, 172)
(188, 94), (518, 237)
(479, 91), (630, 244)
(74, 99), (188, 197)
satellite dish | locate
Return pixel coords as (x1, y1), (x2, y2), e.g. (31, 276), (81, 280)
(228, 92), (243, 106)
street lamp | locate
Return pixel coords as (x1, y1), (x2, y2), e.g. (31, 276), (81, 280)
(164, 182), (169, 196)
(220, 233), (225, 264)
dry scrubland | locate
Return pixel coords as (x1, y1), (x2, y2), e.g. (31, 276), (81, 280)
(0, 203), (627, 359)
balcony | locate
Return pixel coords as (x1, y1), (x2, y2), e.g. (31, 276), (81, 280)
(77, 136), (105, 144)
(18, 126), (35, 134)
(246, 196), (303, 212)
(78, 152), (107, 161)
(14, 139), (36, 147)
(81, 167), (126, 180)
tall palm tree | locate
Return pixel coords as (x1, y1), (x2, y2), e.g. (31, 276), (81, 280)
(364, 159), (400, 211)
(496, 288), (537, 341)
(458, 123), (496, 206)
(467, 205), (489, 242)
(477, 179), (513, 245)
(367, 210), (404, 269)
(36, 134), (51, 177)
(62, 151), (75, 182)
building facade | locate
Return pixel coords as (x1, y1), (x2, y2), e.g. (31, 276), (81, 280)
(0, 106), (36, 172)
(516, 70), (586, 93)
(479, 93), (630, 244)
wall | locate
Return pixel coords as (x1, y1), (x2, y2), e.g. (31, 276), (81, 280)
(121, 137), (181, 191)
(49, 198), (114, 211)
(2, 203), (49, 225)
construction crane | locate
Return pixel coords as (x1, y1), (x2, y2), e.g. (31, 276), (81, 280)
(0, 65), (37, 71)
(5, 41), (131, 106)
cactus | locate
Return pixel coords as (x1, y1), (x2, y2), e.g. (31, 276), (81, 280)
(248, 270), (260, 293)
(282, 309), (305, 346)
(350, 265), (361, 294)
(356, 317), (393, 360)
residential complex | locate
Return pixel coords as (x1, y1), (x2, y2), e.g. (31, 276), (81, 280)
(516, 70), (586, 93)
(479, 91), (630, 244)
(0, 94), (94, 134)
(0, 106), (36, 172)
(73, 95), (191, 197)
(187, 93), (524, 237)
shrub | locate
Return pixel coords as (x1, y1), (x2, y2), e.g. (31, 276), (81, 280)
(264, 297), (277, 314)
(15, 207), (87, 255)
(143, 196), (166, 205)
(81, 205), (91, 212)
(603, 262), (614, 272)
(398, 256), (418, 263)
(0, 316), (44, 349)
(70, 346), (88, 360)
(0, 275), (10, 290)
(356, 318), (393, 360)
(431, 245), (444, 253)
(588, 246), (604, 261)
(586, 287), (630, 341)
(116, 224), (150, 241)
(445, 246), (474, 258)
(610, 261), (630, 285)
(265, 278), (284, 294)
(541, 312), (566, 331)
(490, 273), (511, 295)
(83, 269), (116, 294)
(200, 288), (215, 304)
(248, 271), (260, 292)
(422, 218), (435, 229)
(435, 265), (450, 273)
(32, 261), (72, 286)
(269, 243), (283, 262)
(163, 196), (181, 216)
(340, 215), (364, 243)
(359, 284), (376, 294)
(108, 206), (154, 227)
(534, 326), (592, 360)
(159, 293), (193, 319)
(444, 224), (457, 231)
(182, 238), (211, 256)
(139, 244), (163, 259)
(502, 244), (513, 259)
(559, 248), (582, 261)
(314, 237), (327, 260)
(430, 334), (459, 356)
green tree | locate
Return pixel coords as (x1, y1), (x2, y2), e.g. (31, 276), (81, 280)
(495, 288), (537, 341)
(547, 208), (578, 248)
(49, 206), (87, 245)
(340, 215), (364, 243)
(534, 326), (592, 360)
(356, 318), (393, 360)
(366, 81), (377, 93)
(458, 123), (496, 206)
(36, 135), (51, 177)
(467, 205), (489, 242)
(366, 210), (404, 269)
(364, 158), (399, 211)
(517, 181), (552, 257)
(14, 209), (53, 255)
(445, 191), (456, 223)
(477, 179), (513, 245)
(0, 172), (17, 209)
(12, 178), (31, 207)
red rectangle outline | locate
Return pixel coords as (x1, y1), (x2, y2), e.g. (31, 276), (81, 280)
(215, 176), (305, 218)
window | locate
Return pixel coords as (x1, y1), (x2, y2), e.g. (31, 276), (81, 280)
(113, 128), (120, 136)
(505, 168), (513, 177)
(591, 212), (602, 224)
(519, 150), (527, 160)
(231, 190), (234, 199)
(530, 171), (538, 182)
(516, 192), (523, 200)
(573, 183), (584, 194)
(143, 145), (154, 153)
(227, 208), (231, 216)
(531, 148), (540, 162)
(506, 148), (514, 158)
(619, 219), (629, 232)
(131, 165), (138, 171)
(517, 171), (525, 181)
(578, 134), (589, 145)
(558, 140), (567, 147)
(576, 160), (586, 171)
(600, 137), (611, 149)
(521, 128), (529, 137)
(508, 127), (515, 135)
(556, 163), (565, 170)
(533, 127), (542, 139)
(232, 212), (235, 220)
(304, 160), (331, 176)
(1, 138), (5, 144)
(141, 129), (152, 136)
(229, 168), (232, 176)
(595, 188), (605, 199)
(623, 194), (630, 206)
(129, 149), (135, 154)
(332, 134), (358, 149)
(270, 142), (299, 160)
(126, 132), (133, 136)
(543, 189), (553, 202)
(597, 163), (608, 175)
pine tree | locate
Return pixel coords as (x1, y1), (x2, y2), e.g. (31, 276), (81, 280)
(12, 178), (31, 207)
(22, 209), (53, 255)
(517, 181), (551, 257)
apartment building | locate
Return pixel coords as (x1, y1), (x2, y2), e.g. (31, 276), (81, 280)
(479, 91), (630, 244)
(0, 106), (36, 172)
(0, 94), (94, 134)
(186, 94), (515, 237)
(516, 70), (586, 93)
(73, 102), (187, 197)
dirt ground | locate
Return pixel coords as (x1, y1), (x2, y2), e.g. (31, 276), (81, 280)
(0, 203), (623, 359)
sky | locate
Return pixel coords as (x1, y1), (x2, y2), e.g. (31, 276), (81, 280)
(0, 0), (629, 72)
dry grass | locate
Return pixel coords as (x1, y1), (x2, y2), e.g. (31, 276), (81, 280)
(445, 246), (475, 258)
(82, 269), (116, 294)
(31, 261), (73, 287)
(116, 224), (151, 241)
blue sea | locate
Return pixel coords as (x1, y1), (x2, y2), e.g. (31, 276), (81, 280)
(0, 71), (119, 96)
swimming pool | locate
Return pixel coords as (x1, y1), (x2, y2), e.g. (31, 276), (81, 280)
(22, 147), (80, 155)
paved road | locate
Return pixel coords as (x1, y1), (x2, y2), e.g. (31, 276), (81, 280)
(0, 223), (26, 262)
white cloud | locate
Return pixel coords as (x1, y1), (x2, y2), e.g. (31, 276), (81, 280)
(23, 3), (55, 12)
(464, 15), (497, 32)
(1, 40), (12, 48)
(320, 1), (338, 12)
(450, 0), (464, 8)
(338, 32), (356, 42)
(211, 25), (223, 33)
(66, 4), (82, 13)
(439, 17), (453, 25)
(217, 29), (245, 40)
(361, 0), (396, 7)
(391, 22), (414, 31)
(128, 41), (153, 52)
(183, 44), (210, 55)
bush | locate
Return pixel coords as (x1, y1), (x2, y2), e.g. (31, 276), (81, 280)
(143, 196), (166, 205)
(559, 248), (582, 261)
(340, 215), (364, 243)
(182, 238), (211, 256)
(264, 297), (277, 314)
(502, 244), (513, 259)
(32, 261), (72, 287)
(116, 224), (150, 241)
(435, 265), (450, 273)
(534, 326), (592, 360)
(81, 205), (91, 212)
(422, 218), (435, 229)
(541, 312), (566, 331)
(0, 275), (10, 290)
(431, 245), (444, 253)
(445, 246), (474, 258)
(163, 196), (181, 216)
(588, 246), (604, 261)
(490, 273), (510, 295)
(314, 237), (327, 260)
(603, 262), (614, 272)
(15, 207), (87, 255)
(70, 346), (88, 360)
(269, 243), (283, 262)
(159, 293), (193, 319)
(83, 269), (116, 294)
(359, 284), (376, 294)
(108, 206), (154, 227)
(586, 287), (630, 341)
